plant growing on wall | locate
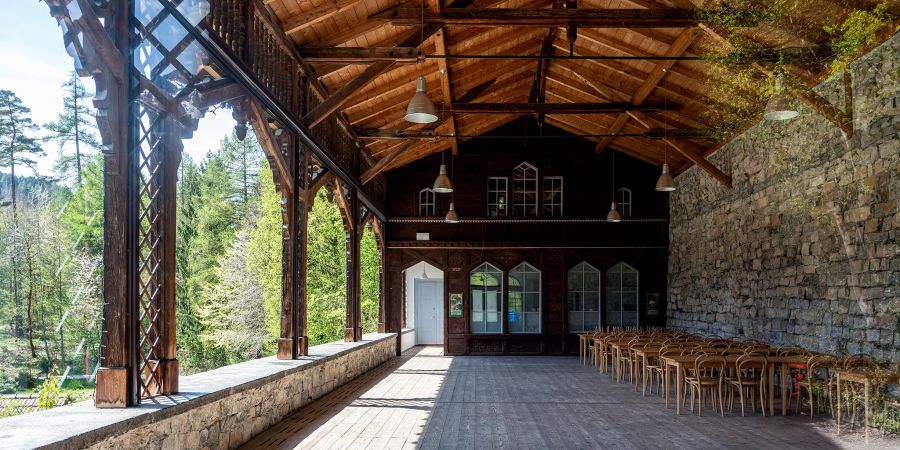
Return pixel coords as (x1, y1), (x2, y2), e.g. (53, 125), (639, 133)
(825, 2), (894, 75)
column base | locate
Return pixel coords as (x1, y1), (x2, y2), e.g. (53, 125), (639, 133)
(95, 367), (128, 408)
(158, 358), (179, 395)
(277, 338), (296, 360)
(299, 336), (308, 356)
(344, 328), (355, 342)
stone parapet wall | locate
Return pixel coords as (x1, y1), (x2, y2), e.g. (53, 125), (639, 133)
(92, 335), (396, 450)
(667, 34), (899, 361)
(2, 334), (397, 450)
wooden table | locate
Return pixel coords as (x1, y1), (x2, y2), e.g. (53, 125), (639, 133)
(835, 369), (900, 443)
(632, 346), (666, 396)
(764, 355), (809, 417)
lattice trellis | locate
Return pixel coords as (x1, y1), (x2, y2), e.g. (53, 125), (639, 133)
(131, 0), (212, 398)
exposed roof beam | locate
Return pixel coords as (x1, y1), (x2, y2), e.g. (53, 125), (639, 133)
(372, 7), (701, 28)
(432, 25), (460, 154)
(298, 47), (424, 63)
(596, 27), (698, 153)
(628, 111), (732, 188)
(282, 0), (366, 36)
(449, 101), (676, 113)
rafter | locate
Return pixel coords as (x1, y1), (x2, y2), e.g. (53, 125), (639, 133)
(596, 27), (698, 153)
(298, 47), (424, 63)
(282, 0), (366, 36)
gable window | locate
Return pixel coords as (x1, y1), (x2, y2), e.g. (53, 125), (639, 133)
(512, 162), (538, 217)
(606, 262), (639, 327)
(542, 176), (563, 217)
(617, 187), (632, 218)
(470, 263), (503, 333)
(419, 188), (435, 216)
(487, 177), (508, 217)
(567, 262), (600, 332)
(508, 263), (541, 333)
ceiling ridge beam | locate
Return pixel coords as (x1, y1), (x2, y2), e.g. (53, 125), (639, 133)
(449, 101), (678, 113)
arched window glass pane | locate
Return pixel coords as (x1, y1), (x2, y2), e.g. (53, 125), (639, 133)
(567, 262), (601, 332)
(508, 263), (540, 333)
(470, 263), (503, 333)
(419, 188), (435, 216)
(512, 162), (537, 217)
(605, 262), (638, 327)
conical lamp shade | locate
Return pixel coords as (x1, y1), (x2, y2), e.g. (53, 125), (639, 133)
(433, 164), (453, 193)
(445, 202), (460, 223)
(405, 76), (439, 124)
(655, 163), (676, 192)
(606, 201), (622, 222)
(764, 78), (798, 121)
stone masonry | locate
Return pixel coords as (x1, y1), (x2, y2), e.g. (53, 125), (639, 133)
(2, 334), (398, 450)
(667, 34), (900, 362)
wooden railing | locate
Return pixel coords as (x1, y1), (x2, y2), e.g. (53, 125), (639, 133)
(203, 0), (386, 205)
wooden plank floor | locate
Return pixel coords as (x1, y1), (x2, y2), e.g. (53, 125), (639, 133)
(242, 346), (896, 450)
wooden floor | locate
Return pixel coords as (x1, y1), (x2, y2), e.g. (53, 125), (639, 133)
(242, 346), (896, 450)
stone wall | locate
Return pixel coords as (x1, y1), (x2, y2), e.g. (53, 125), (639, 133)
(667, 34), (900, 361)
(7, 334), (397, 450)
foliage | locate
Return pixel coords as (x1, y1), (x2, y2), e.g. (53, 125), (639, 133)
(43, 72), (101, 187)
(701, 0), (797, 30)
(307, 189), (347, 345)
(825, 2), (894, 75)
(37, 367), (61, 410)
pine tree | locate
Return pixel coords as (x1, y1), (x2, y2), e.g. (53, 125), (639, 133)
(217, 131), (261, 218)
(43, 73), (100, 187)
(0, 90), (44, 339)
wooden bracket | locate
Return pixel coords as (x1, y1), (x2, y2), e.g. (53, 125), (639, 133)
(249, 101), (295, 194)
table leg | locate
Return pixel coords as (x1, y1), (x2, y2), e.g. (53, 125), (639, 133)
(642, 355), (648, 396)
(781, 363), (788, 416)
(768, 363), (776, 417)
(836, 373), (842, 434)
(665, 363), (670, 409)
(676, 363), (683, 415)
(864, 380), (870, 443)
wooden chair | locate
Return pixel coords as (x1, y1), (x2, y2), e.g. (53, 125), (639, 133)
(727, 354), (767, 417)
(686, 354), (726, 417)
(800, 354), (841, 418)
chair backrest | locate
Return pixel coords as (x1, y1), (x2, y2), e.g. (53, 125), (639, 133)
(843, 354), (885, 371)
(735, 355), (767, 381)
(694, 355), (727, 379)
(807, 354), (841, 382)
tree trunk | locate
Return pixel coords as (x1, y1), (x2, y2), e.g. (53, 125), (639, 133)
(25, 239), (37, 359)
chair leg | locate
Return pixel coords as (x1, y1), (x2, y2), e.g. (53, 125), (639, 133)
(760, 384), (767, 418)
(739, 385), (746, 417)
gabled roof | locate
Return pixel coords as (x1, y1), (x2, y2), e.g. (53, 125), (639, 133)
(263, 0), (898, 184)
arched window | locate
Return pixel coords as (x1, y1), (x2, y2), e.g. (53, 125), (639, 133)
(512, 162), (538, 217)
(617, 187), (632, 218)
(470, 263), (503, 333)
(419, 188), (435, 216)
(606, 262), (638, 327)
(567, 262), (600, 332)
(508, 263), (541, 333)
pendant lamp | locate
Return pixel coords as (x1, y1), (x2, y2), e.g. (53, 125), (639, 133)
(404, 2), (438, 124)
(433, 151), (453, 193)
(445, 152), (459, 223)
(606, 151), (622, 222)
(764, 75), (799, 121)
(655, 163), (676, 192)
(405, 76), (439, 124)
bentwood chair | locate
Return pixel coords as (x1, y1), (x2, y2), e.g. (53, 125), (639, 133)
(687, 355), (727, 417)
(727, 354), (768, 417)
(801, 354), (841, 418)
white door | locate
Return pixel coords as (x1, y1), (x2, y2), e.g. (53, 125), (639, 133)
(414, 279), (443, 345)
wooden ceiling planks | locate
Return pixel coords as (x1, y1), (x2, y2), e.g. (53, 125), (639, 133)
(263, 0), (897, 184)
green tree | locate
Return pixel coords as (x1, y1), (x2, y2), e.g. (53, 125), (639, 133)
(360, 228), (380, 334)
(247, 160), (282, 350)
(43, 72), (100, 187)
(306, 189), (347, 345)
(0, 90), (44, 339)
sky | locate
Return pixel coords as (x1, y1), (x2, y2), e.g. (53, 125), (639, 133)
(0, 2), (230, 179)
